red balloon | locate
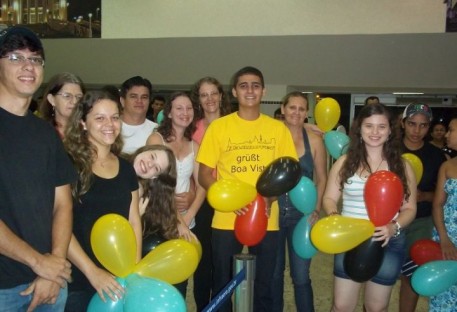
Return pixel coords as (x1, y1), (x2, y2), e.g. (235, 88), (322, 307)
(364, 170), (404, 226)
(234, 194), (268, 246)
(410, 239), (443, 265)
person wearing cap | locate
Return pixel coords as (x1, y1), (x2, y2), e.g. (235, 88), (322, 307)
(0, 26), (76, 311)
(119, 76), (158, 155)
(399, 103), (447, 312)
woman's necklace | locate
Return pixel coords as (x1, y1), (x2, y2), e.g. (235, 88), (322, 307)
(363, 158), (384, 178)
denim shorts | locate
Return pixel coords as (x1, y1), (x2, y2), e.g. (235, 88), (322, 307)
(333, 232), (406, 286)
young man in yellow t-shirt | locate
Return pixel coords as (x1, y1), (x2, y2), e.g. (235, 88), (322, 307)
(197, 66), (297, 312)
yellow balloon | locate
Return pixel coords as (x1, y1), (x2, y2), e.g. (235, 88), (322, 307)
(90, 214), (137, 277)
(314, 98), (341, 132)
(402, 153), (423, 185)
(310, 215), (375, 254)
(133, 239), (199, 284)
(207, 179), (257, 212)
(190, 236), (202, 260)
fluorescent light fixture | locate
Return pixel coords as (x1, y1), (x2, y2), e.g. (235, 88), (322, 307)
(301, 91), (313, 94)
(392, 92), (424, 95)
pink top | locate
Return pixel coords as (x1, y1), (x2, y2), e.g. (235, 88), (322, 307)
(192, 119), (206, 144)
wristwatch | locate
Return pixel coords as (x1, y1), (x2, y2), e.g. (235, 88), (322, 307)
(391, 219), (401, 238)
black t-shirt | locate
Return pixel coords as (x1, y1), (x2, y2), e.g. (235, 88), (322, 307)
(69, 157), (138, 292)
(401, 141), (446, 218)
(0, 107), (76, 288)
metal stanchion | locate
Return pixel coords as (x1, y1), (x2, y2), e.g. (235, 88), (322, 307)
(233, 254), (255, 312)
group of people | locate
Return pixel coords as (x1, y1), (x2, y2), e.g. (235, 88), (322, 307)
(1, 25), (456, 312)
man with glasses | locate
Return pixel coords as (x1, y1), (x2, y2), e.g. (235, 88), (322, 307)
(399, 103), (446, 312)
(119, 76), (158, 154)
(0, 26), (76, 311)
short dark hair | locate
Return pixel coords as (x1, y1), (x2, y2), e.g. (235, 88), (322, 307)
(120, 76), (152, 98)
(231, 66), (265, 89)
(364, 96), (380, 106)
(0, 26), (44, 59)
(151, 95), (166, 103)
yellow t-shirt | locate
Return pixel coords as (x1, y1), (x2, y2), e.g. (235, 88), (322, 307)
(196, 112), (297, 230)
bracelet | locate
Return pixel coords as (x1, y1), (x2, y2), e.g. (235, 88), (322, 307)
(391, 219), (401, 238)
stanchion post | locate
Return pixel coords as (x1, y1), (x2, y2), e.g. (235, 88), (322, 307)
(233, 254), (255, 312)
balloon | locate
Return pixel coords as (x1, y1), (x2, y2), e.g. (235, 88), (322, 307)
(256, 157), (301, 197)
(142, 233), (165, 258)
(310, 215), (375, 254)
(133, 239), (199, 284)
(364, 170), (404, 227)
(124, 274), (186, 312)
(292, 216), (318, 259)
(207, 179), (257, 212)
(324, 130), (350, 159)
(411, 260), (457, 296)
(87, 277), (126, 312)
(234, 194), (268, 246)
(289, 176), (317, 215)
(410, 239), (443, 265)
(402, 153), (423, 185)
(314, 98), (341, 132)
(343, 238), (385, 282)
(156, 110), (164, 124)
(91, 214), (137, 277)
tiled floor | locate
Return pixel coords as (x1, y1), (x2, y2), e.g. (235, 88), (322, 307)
(186, 251), (429, 311)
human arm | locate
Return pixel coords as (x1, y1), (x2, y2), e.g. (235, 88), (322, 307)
(322, 156), (345, 216)
(145, 132), (162, 146)
(309, 131), (328, 224)
(129, 190), (142, 262)
(432, 162), (457, 260)
(67, 234), (124, 302)
(304, 123), (324, 137)
(198, 163), (217, 191)
(175, 178), (196, 213)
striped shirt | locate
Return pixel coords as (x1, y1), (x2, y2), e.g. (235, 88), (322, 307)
(342, 174), (369, 220)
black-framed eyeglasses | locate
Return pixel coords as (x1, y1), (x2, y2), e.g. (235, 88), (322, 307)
(1, 53), (45, 67)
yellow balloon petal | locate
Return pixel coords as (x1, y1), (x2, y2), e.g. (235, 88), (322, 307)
(314, 98), (341, 132)
(310, 215), (375, 254)
(402, 153), (423, 185)
(207, 179), (257, 212)
(90, 214), (137, 277)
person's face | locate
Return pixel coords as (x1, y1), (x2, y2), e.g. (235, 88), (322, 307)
(133, 149), (170, 179)
(121, 85), (150, 117)
(0, 49), (44, 99)
(151, 99), (164, 114)
(82, 99), (121, 149)
(402, 114), (430, 145)
(48, 83), (83, 121)
(232, 74), (265, 109)
(430, 124), (446, 141)
(198, 82), (222, 116)
(281, 96), (308, 126)
(168, 95), (194, 128)
(360, 114), (391, 147)
(366, 98), (379, 105)
(445, 119), (457, 150)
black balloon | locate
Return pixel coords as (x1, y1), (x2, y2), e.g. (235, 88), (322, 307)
(343, 238), (385, 283)
(142, 233), (165, 258)
(256, 156), (301, 197)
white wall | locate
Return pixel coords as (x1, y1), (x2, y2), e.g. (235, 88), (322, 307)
(103, 0), (445, 39)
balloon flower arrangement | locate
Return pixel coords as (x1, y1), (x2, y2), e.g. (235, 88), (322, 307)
(87, 214), (201, 312)
(311, 170), (405, 282)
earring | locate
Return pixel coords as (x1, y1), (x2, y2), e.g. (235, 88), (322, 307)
(51, 105), (55, 117)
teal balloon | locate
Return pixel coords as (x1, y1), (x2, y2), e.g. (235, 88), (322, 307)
(156, 110), (164, 124)
(87, 277), (126, 312)
(289, 176), (317, 215)
(324, 130), (350, 159)
(411, 260), (457, 296)
(292, 216), (318, 259)
(124, 274), (185, 312)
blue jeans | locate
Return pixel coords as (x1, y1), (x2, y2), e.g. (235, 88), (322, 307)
(0, 283), (67, 312)
(212, 229), (279, 312)
(272, 206), (314, 312)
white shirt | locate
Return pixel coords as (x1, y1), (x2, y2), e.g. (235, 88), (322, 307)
(121, 119), (158, 154)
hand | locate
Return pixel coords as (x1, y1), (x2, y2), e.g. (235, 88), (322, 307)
(177, 222), (196, 241)
(373, 225), (392, 247)
(234, 207), (249, 216)
(307, 210), (320, 225)
(440, 239), (457, 260)
(20, 277), (61, 312)
(175, 192), (195, 213)
(86, 267), (124, 303)
(31, 254), (71, 288)
(139, 196), (150, 216)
